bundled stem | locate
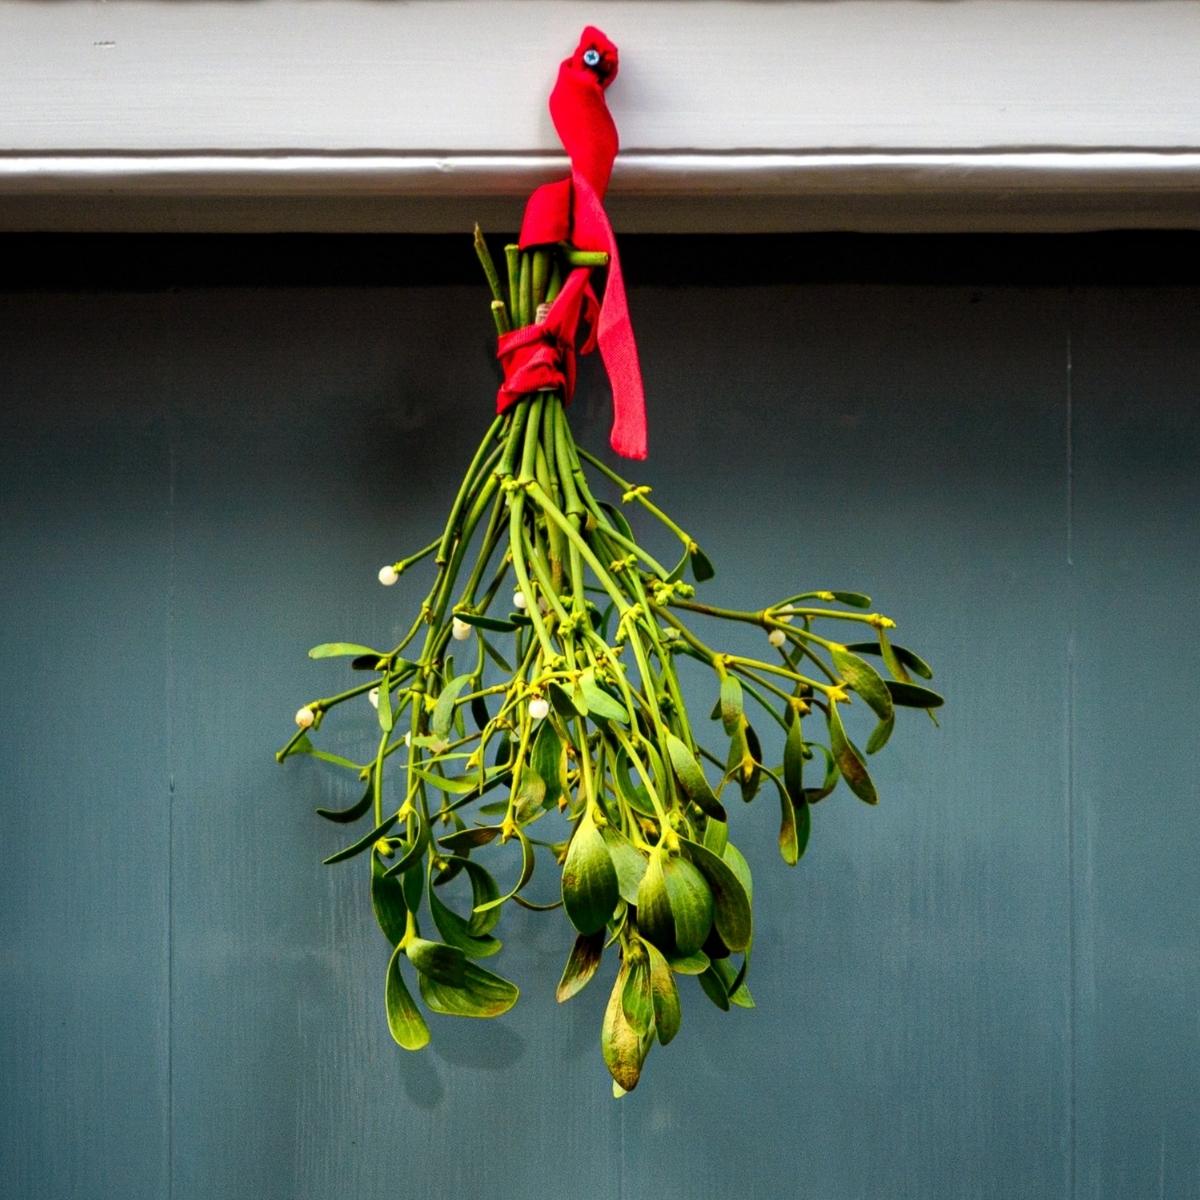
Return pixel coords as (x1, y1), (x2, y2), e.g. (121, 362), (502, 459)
(279, 232), (942, 1093)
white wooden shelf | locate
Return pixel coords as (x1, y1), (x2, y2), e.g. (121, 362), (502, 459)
(1, 1), (1197, 232)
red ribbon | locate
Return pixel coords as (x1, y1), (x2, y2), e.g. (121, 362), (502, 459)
(508, 26), (648, 460)
(495, 267), (598, 413)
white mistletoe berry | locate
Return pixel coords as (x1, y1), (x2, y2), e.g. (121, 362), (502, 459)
(294, 706), (316, 728)
(768, 628), (787, 648)
(777, 606), (796, 624)
(528, 696), (550, 722)
(378, 564), (399, 586)
(512, 589), (528, 610)
(368, 687), (380, 709)
(451, 617), (472, 641)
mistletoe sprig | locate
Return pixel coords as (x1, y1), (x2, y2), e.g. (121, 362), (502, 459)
(277, 234), (941, 1094)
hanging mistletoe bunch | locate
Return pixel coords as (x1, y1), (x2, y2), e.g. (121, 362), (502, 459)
(277, 28), (940, 1095)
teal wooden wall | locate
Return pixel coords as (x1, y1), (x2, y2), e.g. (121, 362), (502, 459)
(2, 236), (1197, 1200)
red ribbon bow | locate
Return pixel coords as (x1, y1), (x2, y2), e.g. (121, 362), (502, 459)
(498, 25), (647, 460)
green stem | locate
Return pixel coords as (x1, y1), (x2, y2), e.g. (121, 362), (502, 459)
(525, 480), (629, 616)
(534, 439), (566, 590)
(576, 447), (695, 549)
(428, 472), (502, 636)
(435, 418), (504, 569)
(610, 724), (671, 831)
(385, 536), (441, 576)
(559, 246), (610, 267)
(656, 606), (841, 697)
(505, 244), (520, 318)
(520, 523), (572, 627)
(498, 399), (529, 479)
(473, 224), (509, 330)
(518, 253), (532, 327)
(455, 490), (507, 608)
(372, 728), (389, 824)
(774, 604), (895, 628)
(532, 248), (549, 311)
(551, 399), (584, 517)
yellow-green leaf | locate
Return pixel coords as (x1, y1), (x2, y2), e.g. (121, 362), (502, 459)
(428, 878), (501, 959)
(665, 733), (726, 821)
(405, 937), (467, 986)
(681, 838), (753, 952)
(637, 853), (714, 957)
(719, 675), (743, 734)
(417, 959), (519, 1018)
(370, 849), (409, 944)
(844, 639), (933, 681)
(432, 674), (472, 739)
(713, 955), (756, 1009)
(621, 956), (655, 1037)
(666, 949), (711, 975)
(645, 941), (682, 1045)
(831, 645), (893, 723)
(530, 720), (563, 809)
(561, 814), (619, 935)
(579, 669), (628, 723)
(600, 826), (648, 906)
(886, 681), (945, 708)
(783, 715), (805, 805)
(385, 944), (430, 1050)
(315, 781), (373, 825)
(323, 811), (398, 866)
(696, 965), (730, 1011)
(702, 817), (729, 857)
(308, 642), (384, 659)
(866, 710), (895, 754)
(827, 701), (878, 804)
(556, 930), (604, 1003)
(601, 967), (651, 1092)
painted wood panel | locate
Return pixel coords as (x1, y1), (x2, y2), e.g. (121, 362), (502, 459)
(615, 282), (1074, 1199)
(162, 287), (624, 1200)
(0, 1), (1196, 153)
(1069, 289), (1200, 1199)
(1, 237), (1197, 1198)
(0, 297), (173, 1200)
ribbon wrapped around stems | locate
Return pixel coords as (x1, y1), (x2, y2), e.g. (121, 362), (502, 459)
(509, 26), (647, 460)
(495, 268), (599, 413)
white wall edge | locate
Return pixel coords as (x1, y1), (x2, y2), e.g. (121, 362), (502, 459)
(4, 150), (1200, 194)
(4, 1), (1198, 231)
(3, 150), (1198, 233)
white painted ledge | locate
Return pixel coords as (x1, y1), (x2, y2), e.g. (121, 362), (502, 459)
(1, 151), (1198, 233)
(1, 1), (1198, 232)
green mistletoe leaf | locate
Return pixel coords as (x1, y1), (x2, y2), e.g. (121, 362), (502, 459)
(827, 701), (878, 805)
(417, 959), (519, 1019)
(681, 838), (753, 953)
(385, 945), (429, 1051)
(561, 813), (619, 935)
(556, 931), (605, 1003)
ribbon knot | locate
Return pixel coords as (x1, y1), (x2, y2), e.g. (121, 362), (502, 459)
(496, 268), (598, 414)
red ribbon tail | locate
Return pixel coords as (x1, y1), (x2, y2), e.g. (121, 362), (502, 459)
(573, 176), (647, 460)
(597, 249), (647, 460)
